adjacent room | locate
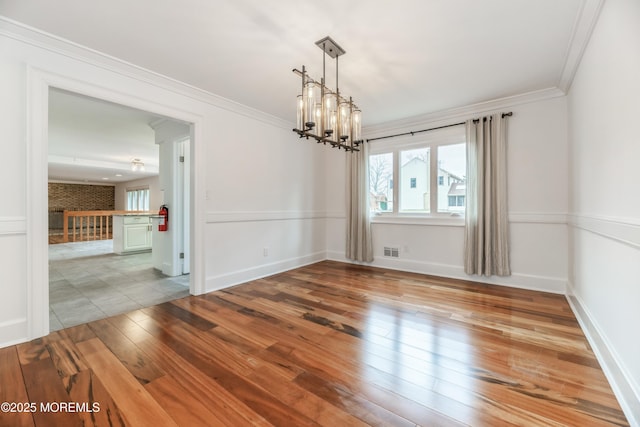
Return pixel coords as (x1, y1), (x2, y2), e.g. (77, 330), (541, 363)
(0, 0), (638, 425)
(47, 89), (190, 330)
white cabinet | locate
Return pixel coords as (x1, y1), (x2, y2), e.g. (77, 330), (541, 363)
(113, 215), (152, 254)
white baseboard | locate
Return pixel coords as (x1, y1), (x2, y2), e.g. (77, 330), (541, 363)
(205, 251), (327, 292)
(566, 283), (640, 427)
(0, 318), (28, 348)
(326, 251), (566, 294)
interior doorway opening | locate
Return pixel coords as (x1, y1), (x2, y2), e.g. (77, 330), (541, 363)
(47, 88), (193, 331)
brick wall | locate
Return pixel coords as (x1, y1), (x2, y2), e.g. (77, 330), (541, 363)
(49, 183), (115, 211)
(48, 183), (115, 232)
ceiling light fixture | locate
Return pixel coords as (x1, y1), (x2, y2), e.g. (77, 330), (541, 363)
(131, 158), (145, 172)
(293, 36), (362, 152)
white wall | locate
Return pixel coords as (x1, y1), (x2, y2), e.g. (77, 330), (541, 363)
(114, 176), (161, 211)
(567, 0), (640, 423)
(2, 12), (636, 422)
(0, 19), (326, 346)
(328, 93), (569, 294)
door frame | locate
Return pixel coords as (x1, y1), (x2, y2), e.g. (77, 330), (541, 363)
(26, 67), (206, 339)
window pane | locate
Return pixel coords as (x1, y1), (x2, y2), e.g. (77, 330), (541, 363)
(369, 153), (394, 212)
(400, 147), (430, 213)
(126, 188), (150, 211)
(437, 143), (466, 214)
(141, 189), (150, 210)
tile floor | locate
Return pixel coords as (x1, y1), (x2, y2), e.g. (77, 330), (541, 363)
(49, 240), (189, 331)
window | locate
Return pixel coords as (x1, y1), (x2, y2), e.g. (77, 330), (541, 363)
(369, 152), (393, 212)
(448, 195), (465, 207)
(126, 188), (150, 211)
(437, 143), (466, 214)
(368, 126), (466, 216)
(400, 147), (429, 212)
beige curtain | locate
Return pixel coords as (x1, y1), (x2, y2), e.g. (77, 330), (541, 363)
(346, 142), (373, 262)
(464, 114), (510, 276)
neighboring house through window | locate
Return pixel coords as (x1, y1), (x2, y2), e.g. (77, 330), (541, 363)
(368, 125), (466, 216)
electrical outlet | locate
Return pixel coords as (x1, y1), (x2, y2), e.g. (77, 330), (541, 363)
(263, 247), (269, 257)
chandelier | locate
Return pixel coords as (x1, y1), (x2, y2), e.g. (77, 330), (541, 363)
(293, 36), (362, 152)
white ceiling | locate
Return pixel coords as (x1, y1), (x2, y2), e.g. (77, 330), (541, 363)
(1, 0), (599, 182)
(48, 89), (165, 184)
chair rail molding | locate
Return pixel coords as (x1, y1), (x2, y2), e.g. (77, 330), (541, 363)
(569, 213), (640, 250)
(0, 217), (27, 236)
(206, 210), (342, 223)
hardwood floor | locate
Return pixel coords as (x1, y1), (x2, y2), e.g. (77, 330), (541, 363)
(0, 261), (629, 426)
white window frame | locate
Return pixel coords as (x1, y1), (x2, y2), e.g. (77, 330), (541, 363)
(368, 125), (466, 224)
(126, 187), (150, 211)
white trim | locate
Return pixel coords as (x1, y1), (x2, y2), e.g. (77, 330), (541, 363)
(325, 211), (346, 220)
(0, 318), (29, 348)
(0, 17), (292, 131)
(566, 282), (640, 427)
(189, 122), (206, 296)
(369, 212), (568, 227)
(327, 251), (566, 294)
(509, 212), (569, 225)
(368, 123), (466, 153)
(206, 210), (328, 223)
(206, 251), (327, 291)
(569, 214), (640, 250)
(26, 66), (50, 340)
(364, 87), (565, 139)
(0, 217), (27, 236)
(26, 67), (207, 339)
(557, 0), (605, 93)
(371, 215), (465, 227)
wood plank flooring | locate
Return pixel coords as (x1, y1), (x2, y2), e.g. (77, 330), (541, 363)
(0, 261), (629, 426)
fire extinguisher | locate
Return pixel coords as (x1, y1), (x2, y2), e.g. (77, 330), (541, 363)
(159, 205), (169, 232)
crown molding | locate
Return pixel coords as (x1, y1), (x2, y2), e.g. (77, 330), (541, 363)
(364, 87), (565, 139)
(557, 0), (605, 93)
(0, 17), (292, 130)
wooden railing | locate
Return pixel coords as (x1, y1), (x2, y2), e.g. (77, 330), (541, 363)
(62, 210), (151, 243)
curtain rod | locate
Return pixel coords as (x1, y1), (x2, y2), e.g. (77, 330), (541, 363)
(365, 112), (513, 143)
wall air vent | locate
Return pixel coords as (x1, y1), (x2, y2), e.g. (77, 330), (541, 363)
(383, 247), (399, 258)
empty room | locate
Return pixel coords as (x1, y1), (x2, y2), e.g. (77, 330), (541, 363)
(0, 0), (638, 426)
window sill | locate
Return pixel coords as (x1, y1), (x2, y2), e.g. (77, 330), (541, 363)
(370, 213), (465, 227)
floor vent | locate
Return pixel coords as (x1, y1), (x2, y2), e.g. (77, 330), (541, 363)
(383, 247), (400, 258)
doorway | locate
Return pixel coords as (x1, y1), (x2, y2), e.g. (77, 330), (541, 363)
(47, 88), (194, 330)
